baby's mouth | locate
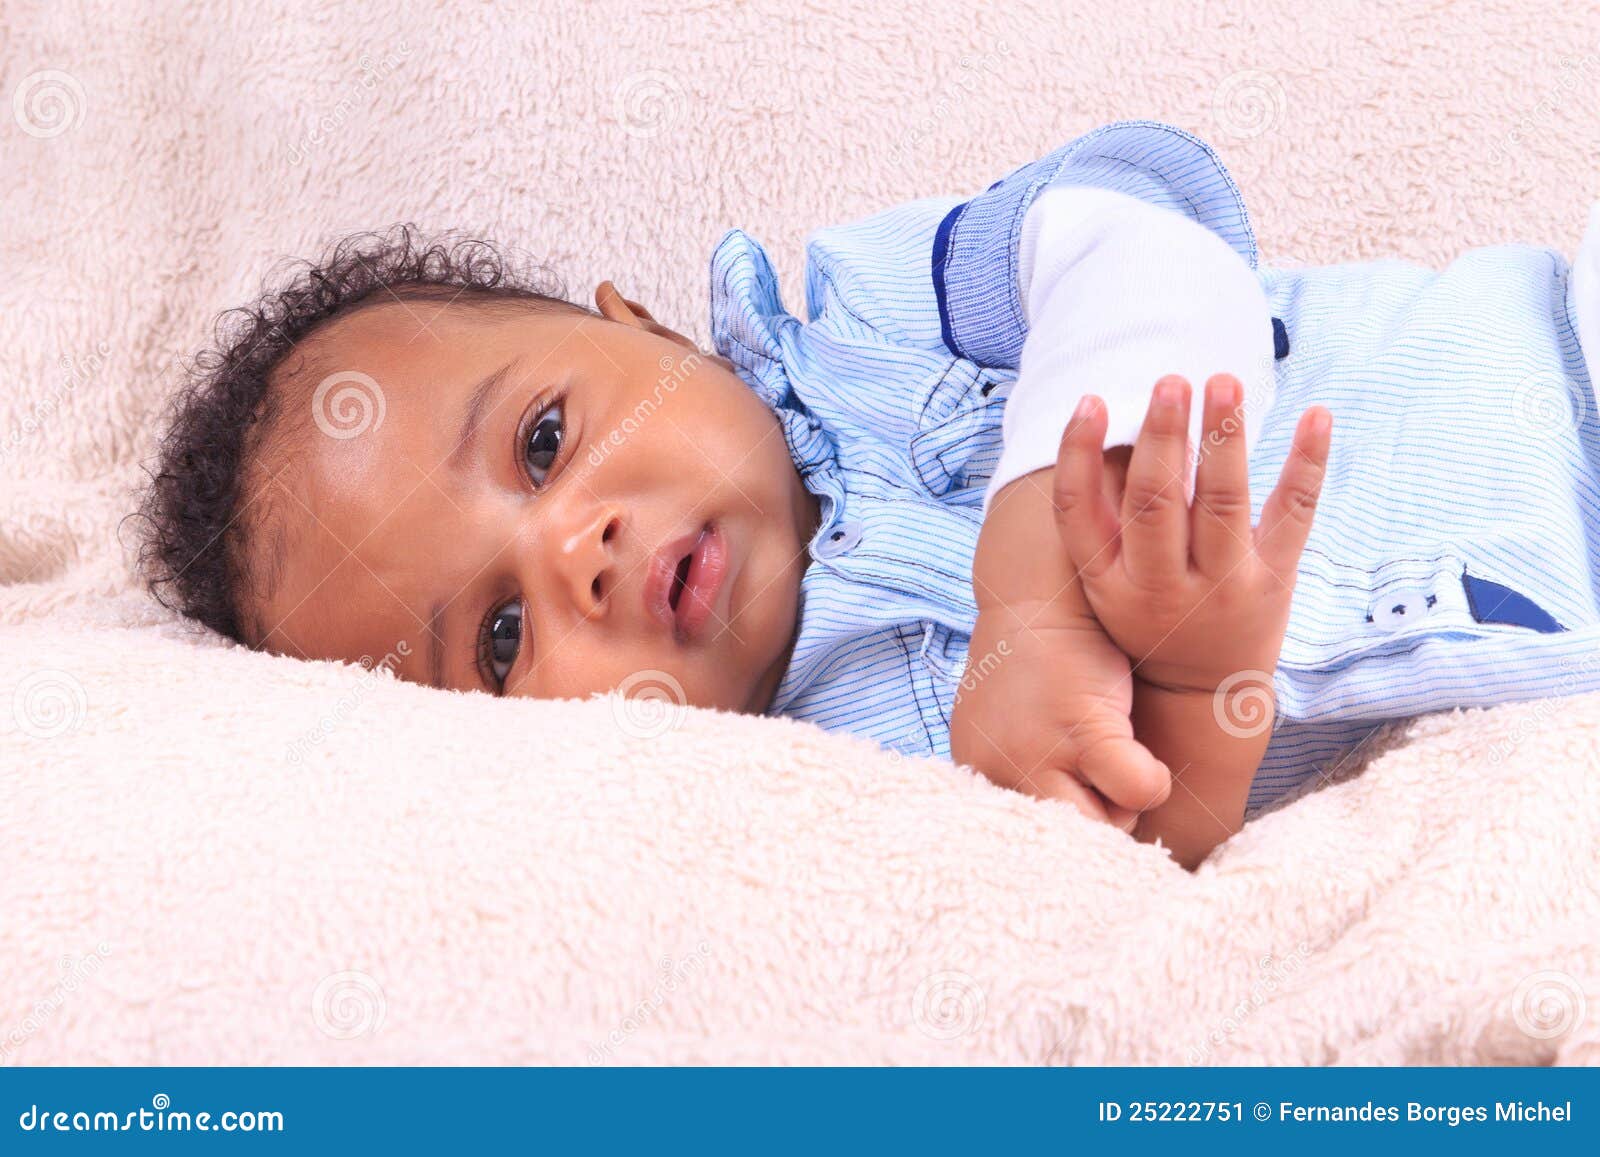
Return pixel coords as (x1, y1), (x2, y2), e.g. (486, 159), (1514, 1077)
(668, 553), (692, 613)
(647, 522), (730, 644)
(643, 521), (732, 643)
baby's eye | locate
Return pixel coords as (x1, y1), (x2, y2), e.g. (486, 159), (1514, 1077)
(479, 599), (523, 692)
(523, 401), (565, 486)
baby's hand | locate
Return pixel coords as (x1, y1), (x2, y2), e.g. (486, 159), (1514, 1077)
(952, 467), (1172, 830)
(1053, 374), (1331, 695)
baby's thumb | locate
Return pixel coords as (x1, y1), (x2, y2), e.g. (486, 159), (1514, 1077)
(1075, 733), (1173, 813)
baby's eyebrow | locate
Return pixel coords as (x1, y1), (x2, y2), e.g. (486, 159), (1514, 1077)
(448, 357), (521, 472)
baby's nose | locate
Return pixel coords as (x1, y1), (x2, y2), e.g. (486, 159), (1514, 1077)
(550, 506), (623, 618)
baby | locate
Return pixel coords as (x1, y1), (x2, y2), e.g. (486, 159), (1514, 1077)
(141, 120), (1600, 868)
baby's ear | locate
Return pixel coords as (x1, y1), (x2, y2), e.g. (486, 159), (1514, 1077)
(594, 280), (724, 365)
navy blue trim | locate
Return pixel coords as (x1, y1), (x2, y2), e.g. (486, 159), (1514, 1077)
(1462, 572), (1565, 633)
(1272, 316), (1289, 360)
(930, 200), (967, 359)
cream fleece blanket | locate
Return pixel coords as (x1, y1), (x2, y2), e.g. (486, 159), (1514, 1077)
(2, 0), (1597, 1064)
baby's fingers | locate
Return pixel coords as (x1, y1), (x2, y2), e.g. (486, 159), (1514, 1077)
(1256, 406), (1333, 580)
(1191, 374), (1253, 576)
(1121, 377), (1193, 586)
(1052, 396), (1121, 579)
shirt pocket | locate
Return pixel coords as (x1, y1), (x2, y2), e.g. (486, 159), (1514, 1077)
(908, 357), (1009, 500)
(1278, 550), (1567, 673)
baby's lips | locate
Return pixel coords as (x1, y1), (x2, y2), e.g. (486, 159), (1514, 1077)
(645, 527), (705, 635)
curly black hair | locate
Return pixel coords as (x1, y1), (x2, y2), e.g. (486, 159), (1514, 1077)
(138, 224), (582, 645)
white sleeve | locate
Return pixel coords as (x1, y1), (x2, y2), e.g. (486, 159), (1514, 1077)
(983, 184), (1277, 511)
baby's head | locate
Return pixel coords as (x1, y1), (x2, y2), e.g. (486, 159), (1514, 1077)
(141, 226), (818, 712)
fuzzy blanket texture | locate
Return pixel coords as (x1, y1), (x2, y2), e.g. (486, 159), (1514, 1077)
(2, 0), (1598, 1065)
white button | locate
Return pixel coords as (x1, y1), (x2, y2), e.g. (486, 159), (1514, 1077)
(813, 520), (862, 559)
(1370, 588), (1434, 631)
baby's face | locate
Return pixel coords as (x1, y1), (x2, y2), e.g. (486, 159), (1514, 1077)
(250, 288), (818, 714)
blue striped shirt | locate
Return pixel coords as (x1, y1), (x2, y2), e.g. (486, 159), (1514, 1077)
(708, 120), (1600, 809)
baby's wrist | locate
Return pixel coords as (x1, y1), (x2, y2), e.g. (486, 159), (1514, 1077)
(1134, 667), (1277, 726)
(974, 470), (1079, 612)
(1131, 665), (1227, 697)
(1133, 649), (1282, 697)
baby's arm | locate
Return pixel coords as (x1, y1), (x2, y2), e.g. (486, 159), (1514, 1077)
(1129, 684), (1270, 869)
(952, 184), (1279, 826)
(1056, 375), (1332, 867)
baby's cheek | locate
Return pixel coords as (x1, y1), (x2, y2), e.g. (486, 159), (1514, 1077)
(516, 641), (686, 705)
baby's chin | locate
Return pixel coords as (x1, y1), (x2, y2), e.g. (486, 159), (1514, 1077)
(732, 579), (806, 713)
